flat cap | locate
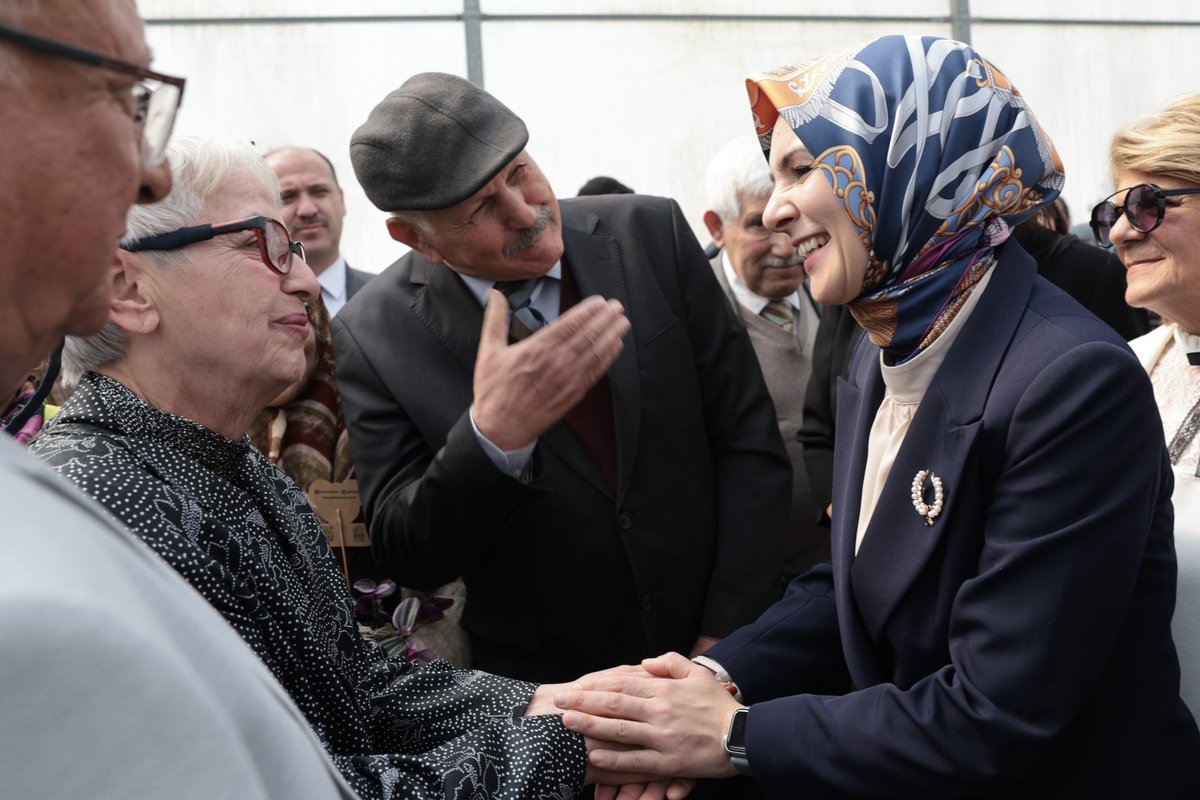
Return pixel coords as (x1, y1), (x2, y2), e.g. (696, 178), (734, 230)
(350, 72), (529, 212)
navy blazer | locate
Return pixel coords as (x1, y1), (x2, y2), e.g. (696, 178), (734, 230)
(707, 242), (1200, 797)
(334, 195), (790, 683)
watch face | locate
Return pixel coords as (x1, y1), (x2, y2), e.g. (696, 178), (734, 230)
(724, 708), (749, 756)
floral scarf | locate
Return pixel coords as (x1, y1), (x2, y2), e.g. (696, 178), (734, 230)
(747, 35), (1064, 363)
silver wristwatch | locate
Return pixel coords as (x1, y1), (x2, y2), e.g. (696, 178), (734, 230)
(723, 707), (752, 775)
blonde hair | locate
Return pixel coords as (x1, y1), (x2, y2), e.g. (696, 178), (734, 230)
(1111, 93), (1200, 186)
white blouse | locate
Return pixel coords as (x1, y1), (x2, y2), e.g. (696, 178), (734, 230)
(1130, 322), (1200, 715)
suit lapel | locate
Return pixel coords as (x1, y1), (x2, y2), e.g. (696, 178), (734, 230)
(408, 254), (485, 376)
(849, 389), (982, 641)
(547, 205), (640, 502)
(831, 343), (891, 684)
(833, 243), (1038, 660)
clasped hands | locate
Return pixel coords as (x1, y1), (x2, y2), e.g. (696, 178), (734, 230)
(526, 653), (744, 800)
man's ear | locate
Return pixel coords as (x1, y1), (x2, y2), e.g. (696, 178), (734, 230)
(703, 210), (726, 249)
(108, 250), (161, 335)
(386, 217), (446, 265)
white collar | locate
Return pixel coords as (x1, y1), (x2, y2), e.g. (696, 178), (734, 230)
(721, 251), (802, 315)
(456, 261), (563, 308)
(316, 256), (348, 300)
(879, 265), (996, 405)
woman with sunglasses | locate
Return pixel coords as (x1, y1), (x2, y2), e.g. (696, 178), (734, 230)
(1098, 93), (1200, 718)
(27, 137), (645, 800)
(555, 35), (1200, 797)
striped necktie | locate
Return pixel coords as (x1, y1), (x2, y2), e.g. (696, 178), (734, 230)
(760, 298), (796, 332)
(493, 279), (547, 341)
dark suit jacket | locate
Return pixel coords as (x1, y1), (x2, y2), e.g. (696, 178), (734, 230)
(1012, 223), (1150, 340)
(333, 195), (790, 683)
(708, 242), (1200, 797)
(797, 304), (863, 520)
(345, 264), (373, 300)
(800, 225), (1149, 525)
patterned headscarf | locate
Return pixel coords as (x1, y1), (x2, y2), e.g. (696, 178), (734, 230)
(748, 35), (1064, 362)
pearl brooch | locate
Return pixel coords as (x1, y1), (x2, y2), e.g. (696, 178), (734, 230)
(911, 469), (944, 527)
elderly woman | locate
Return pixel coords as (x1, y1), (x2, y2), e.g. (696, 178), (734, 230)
(28, 137), (619, 800)
(555, 35), (1200, 797)
(1098, 93), (1200, 716)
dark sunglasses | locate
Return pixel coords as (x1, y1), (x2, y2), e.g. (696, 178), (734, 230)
(122, 216), (305, 274)
(1090, 183), (1200, 246)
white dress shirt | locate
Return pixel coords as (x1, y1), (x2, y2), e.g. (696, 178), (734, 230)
(318, 256), (350, 316)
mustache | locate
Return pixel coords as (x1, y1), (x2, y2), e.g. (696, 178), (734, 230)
(503, 206), (552, 260)
(761, 252), (806, 268)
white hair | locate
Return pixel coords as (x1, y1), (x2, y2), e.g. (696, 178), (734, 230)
(62, 136), (282, 390)
(388, 209), (432, 238)
(705, 135), (775, 223)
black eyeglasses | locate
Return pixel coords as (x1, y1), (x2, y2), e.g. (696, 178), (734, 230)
(123, 216), (306, 275)
(0, 21), (185, 168)
(1090, 183), (1200, 246)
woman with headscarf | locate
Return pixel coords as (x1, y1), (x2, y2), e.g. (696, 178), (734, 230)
(29, 136), (658, 800)
(1098, 92), (1200, 718)
(555, 35), (1200, 797)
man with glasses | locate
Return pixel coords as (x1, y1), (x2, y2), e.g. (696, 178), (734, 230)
(0, 2), (356, 797)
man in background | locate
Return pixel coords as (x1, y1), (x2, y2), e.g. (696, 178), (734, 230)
(335, 72), (790, 684)
(703, 136), (826, 578)
(0, 3), (355, 796)
(267, 146), (373, 315)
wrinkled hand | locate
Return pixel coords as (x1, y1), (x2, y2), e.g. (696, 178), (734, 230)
(473, 290), (630, 450)
(556, 652), (743, 779)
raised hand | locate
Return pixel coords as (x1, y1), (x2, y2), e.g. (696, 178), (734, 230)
(472, 289), (630, 450)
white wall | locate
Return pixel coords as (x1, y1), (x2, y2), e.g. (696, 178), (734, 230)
(138, 1), (1200, 273)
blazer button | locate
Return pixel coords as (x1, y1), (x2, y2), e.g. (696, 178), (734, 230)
(641, 594), (654, 611)
(617, 512), (632, 530)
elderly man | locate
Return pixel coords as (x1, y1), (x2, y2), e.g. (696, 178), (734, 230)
(334, 73), (791, 684)
(267, 146), (373, 315)
(0, 3), (355, 797)
(703, 136), (825, 579)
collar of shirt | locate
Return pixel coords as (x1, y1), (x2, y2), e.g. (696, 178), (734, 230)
(457, 261), (564, 325)
(317, 256), (349, 301)
(879, 263), (996, 405)
(721, 251), (802, 315)
(1174, 324), (1200, 365)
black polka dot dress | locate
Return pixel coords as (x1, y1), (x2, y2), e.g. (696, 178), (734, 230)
(31, 373), (587, 800)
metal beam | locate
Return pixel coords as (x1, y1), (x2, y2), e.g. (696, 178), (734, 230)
(950, 0), (972, 44)
(463, 0), (484, 87)
(141, 12), (1200, 29)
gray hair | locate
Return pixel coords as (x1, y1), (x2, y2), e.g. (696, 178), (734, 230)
(705, 135), (775, 223)
(388, 209), (433, 238)
(62, 136), (282, 390)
